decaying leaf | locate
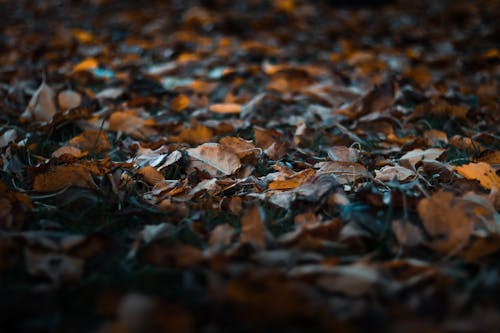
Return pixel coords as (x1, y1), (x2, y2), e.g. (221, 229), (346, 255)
(187, 143), (241, 177)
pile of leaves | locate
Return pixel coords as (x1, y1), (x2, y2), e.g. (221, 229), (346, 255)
(0, 0), (499, 332)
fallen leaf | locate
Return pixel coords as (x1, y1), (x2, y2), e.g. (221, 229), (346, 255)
(69, 129), (111, 153)
(137, 166), (165, 185)
(400, 148), (446, 168)
(58, 90), (82, 110)
(108, 110), (158, 139)
(33, 165), (97, 192)
(375, 165), (415, 182)
(327, 146), (360, 162)
(187, 143), (241, 177)
(21, 82), (57, 122)
(72, 57), (98, 72)
(171, 94), (190, 112)
(316, 161), (368, 184)
(239, 205), (266, 249)
(51, 146), (86, 159)
(209, 103), (241, 114)
(455, 162), (500, 190)
(418, 191), (474, 254)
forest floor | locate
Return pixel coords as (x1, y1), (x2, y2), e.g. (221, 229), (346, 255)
(0, 0), (499, 332)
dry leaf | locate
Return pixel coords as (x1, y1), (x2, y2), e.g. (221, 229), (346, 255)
(375, 165), (415, 182)
(455, 162), (500, 190)
(72, 58), (98, 72)
(69, 129), (111, 153)
(239, 205), (266, 248)
(187, 143), (241, 177)
(51, 146), (86, 159)
(418, 191), (474, 254)
(21, 82), (57, 122)
(400, 148), (446, 167)
(33, 165), (97, 192)
(327, 146), (360, 162)
(219, 136), (259, 160)
(171, 94), (190, 112)
(170, 125), (213, 145)
(108, 110), (158, 139)
(138, 166), (165, 186)
(316, 161), (367, 184)
(209, 103), (241, 114)
(58, 90), (82, 110)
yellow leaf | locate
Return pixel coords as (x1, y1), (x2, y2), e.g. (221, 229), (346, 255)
(455, 162), (500, 190)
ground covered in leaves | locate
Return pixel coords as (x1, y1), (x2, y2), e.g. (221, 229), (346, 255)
(0, 0), (499, 332)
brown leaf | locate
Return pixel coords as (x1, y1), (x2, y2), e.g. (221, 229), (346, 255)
(187, 143), (241, 177)
(108, 110), (158, 139)
(239, 205), (266, 249)
(69, 129), (111, 153)
(137, 166), (165, 186)
(51, 146), (87, 159)
(33, 165), (97, 192)
(418, 191), (474, 254)
(315, 161), (368, 185)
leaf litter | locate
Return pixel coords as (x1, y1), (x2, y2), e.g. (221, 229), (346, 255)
(0, 0), (499, 332)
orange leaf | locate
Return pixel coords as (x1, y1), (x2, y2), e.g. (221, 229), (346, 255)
(455, 162), (500, 190)
(268, 179), (301, 190)
(209, 103), (241, 114)
(137, 166), (165, 185)
(171, 94), (190, 112)
(72, 58), (98, 73)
